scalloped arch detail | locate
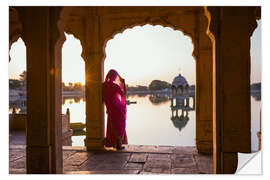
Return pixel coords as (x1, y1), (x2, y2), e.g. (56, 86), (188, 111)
(102, 22), (198, 63)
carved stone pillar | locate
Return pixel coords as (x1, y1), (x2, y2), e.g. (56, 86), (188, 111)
(84, 52), (105, 150)
(195, 11), (213, 154)
(16, 7), (64, 173)
(60, 7), (105, 150)
(83, 15), (105, 150)
(205, 7), (260, 174)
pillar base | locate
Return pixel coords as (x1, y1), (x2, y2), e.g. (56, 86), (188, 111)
(196, 141), (213, 154)
(215, 152), (238, 174)
(84, 138), (104, 151)
(26, 145), (52, 174)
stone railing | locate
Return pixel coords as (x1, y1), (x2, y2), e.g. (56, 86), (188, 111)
(9, 108), (73, 146)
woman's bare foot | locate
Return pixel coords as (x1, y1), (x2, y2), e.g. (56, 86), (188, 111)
(116, 145), (125, 150)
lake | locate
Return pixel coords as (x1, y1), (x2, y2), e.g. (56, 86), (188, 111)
(62, 93), (261, 152)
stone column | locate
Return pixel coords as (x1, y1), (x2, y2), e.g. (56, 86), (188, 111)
(186, 97), (190, 107)
(17, 7), (64, 173)
(171, 88), (174, 107)
(195, 11), (213, 154)
(205, 7), (259, 174)
(83, 15), (105, 150)
(192, 96), (195, 110)
(84, 52), (104, 150)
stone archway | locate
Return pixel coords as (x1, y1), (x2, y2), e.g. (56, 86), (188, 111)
(100, 8), (213, 154)
(103, 24), (196, 147)
(60, 7), (213, 154)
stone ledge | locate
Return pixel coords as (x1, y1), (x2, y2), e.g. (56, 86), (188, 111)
(65, 170), (140, 174)
(63, 146), (86, 151)
(9, 168), (26, 174)
(9, 145), (26, 150)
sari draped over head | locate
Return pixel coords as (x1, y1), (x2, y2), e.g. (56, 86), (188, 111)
(102, 69), (128, 148)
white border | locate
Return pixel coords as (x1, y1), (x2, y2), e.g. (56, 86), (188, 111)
(3, 0), (269, 178)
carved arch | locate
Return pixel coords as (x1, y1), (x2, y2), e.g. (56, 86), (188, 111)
(58, 7), (205, 64)
(9, 7), (23, 61)
(59, 7), (89, 62)
(101, 15), (199, 63)
(9, 8), (22, 48)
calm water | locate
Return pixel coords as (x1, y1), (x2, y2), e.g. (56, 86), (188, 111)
(61, 94), (261, 152)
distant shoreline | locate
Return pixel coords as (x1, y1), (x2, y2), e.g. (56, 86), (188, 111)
(61, 89), (260, 96)
(9, 88), (261, 101)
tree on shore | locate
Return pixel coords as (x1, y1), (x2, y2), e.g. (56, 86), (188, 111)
(19, 70), (27, 87)
(68, 82), (73, 87)
(9, 79), (21, 89)
(126, 85), (148, 91)
(9, 70), (27, 89)
(149, 80), (171, 91)
(62, 81), (85, 91)
(74, 82), (83, 91)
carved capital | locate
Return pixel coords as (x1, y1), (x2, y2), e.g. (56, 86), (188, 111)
(204, 7), (219, 43)
(248, 7), (261, 37)
(60, 7), (89, 62)
(9, 7), (23, 61)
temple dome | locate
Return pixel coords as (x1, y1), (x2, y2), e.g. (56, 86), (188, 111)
(172, 74), (189, 88)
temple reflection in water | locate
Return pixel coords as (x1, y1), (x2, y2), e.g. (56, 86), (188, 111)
(170, 74), (195, 132)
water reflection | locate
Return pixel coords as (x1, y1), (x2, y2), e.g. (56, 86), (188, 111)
(170, 94), (195, 133)
(72, 129), (86, 136)
(124, 94), (195, 146)
(250, 93), (261, 152)
(62, 96), (86, 105)
(62, 97), (86, 122)
(148, 94), (170, 105)
(251, 91), (261, 101)
(8, 90), (260, 149)
(171, 110), (190, 132)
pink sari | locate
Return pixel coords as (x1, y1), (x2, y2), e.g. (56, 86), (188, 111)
(102, 69), (128, 148)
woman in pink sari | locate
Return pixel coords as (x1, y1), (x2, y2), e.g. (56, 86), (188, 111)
(103, 69), (128, 150)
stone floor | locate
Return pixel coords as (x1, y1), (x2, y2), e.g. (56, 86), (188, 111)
(9, 145), (213, 174)
(9, 131), (213, 174)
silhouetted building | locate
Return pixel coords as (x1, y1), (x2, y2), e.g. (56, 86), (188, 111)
(171, 74), (194, 109)
(170, 74), (196, 132)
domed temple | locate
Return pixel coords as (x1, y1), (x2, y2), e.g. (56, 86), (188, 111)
(172, 73), (189, 90)
(170, 74), (195, 131)
(171, 73), (189, 96)
(171, 74), (194, 109)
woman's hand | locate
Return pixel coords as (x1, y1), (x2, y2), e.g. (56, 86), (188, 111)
(120, 78), (125, 84)
(119, 77), (127, 96)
